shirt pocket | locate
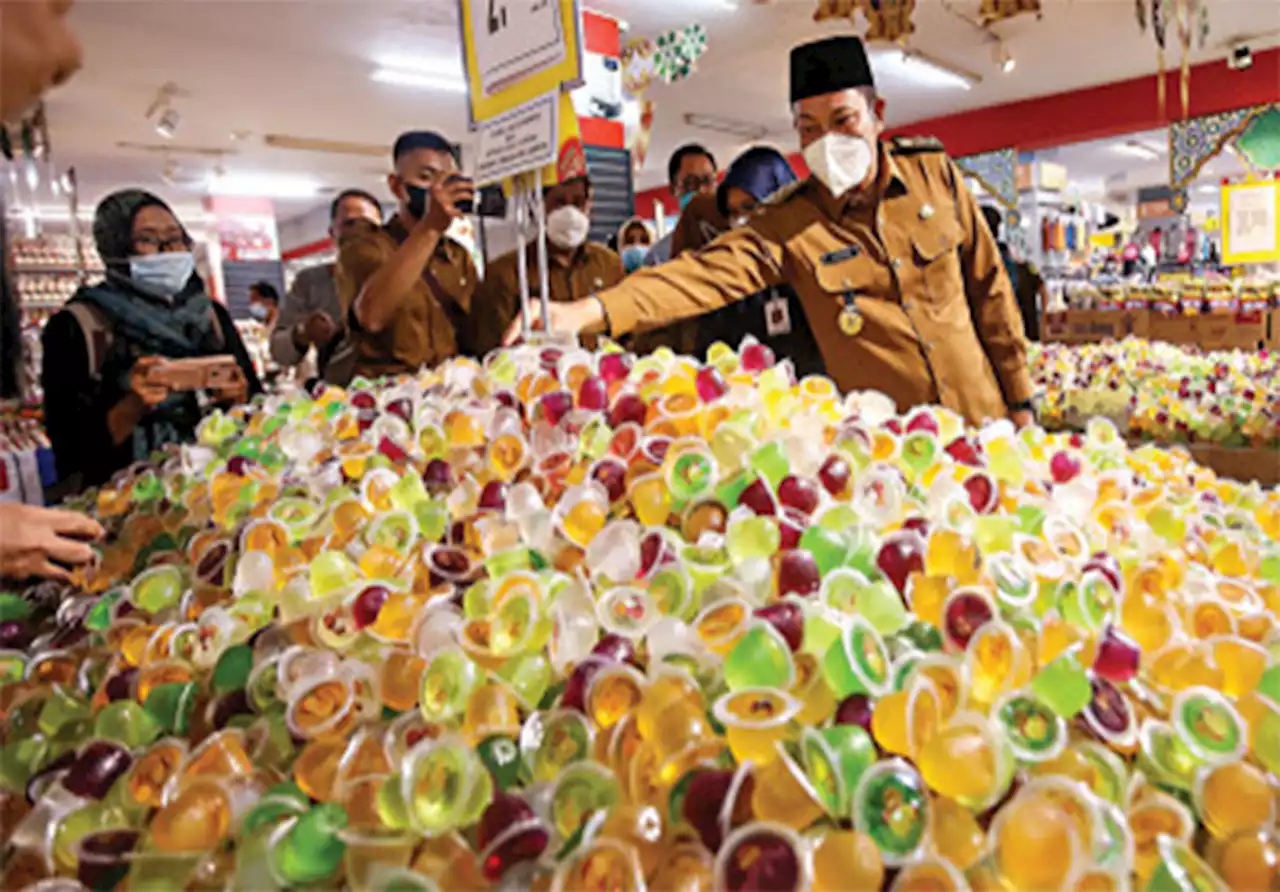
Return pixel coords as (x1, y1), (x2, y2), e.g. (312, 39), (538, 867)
(811, 254), (881, 304)
(910, 212), (965, 307)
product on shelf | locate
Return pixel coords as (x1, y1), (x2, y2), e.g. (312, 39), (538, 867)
(1032, 338), (1280, 447)
(2, 340), (1280, 891)
(9, 234), (103, 272)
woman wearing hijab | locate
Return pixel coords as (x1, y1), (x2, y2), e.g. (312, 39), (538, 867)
(617, 218), (654, 275)
(41, 189), (262, 491)
(694, 146), (824, 378)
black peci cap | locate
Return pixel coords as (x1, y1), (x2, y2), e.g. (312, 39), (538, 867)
(392, 130), (459, 163)
(789, 36), (875, 105)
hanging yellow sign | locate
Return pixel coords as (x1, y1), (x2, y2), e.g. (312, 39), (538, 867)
(458, 0), (584, 125)
(1222, 180), (1280, 265)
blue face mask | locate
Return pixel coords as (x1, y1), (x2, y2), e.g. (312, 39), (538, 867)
(678, 192), (696, 211)
(248, 303), (269, 321)
(129, 251), (195, 299)
(621, 245), (647, 273)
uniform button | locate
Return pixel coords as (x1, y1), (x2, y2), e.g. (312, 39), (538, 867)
(903, 300), (915, 311)
(891, 258), (903, 270)
(923, 341), (934, 353)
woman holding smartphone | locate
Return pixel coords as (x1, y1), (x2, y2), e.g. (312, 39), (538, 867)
(41, 189), (261, 491)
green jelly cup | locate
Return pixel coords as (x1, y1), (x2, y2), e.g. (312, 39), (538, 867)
(418, 647), (480, 723)
(822, 618), (891, 699)
(992, 690), (1067, 764)
(522, 709), (596, 783)
(851, 758), (931, 867)
(723, 621), (796, 692)
(401, 735), (493, 835)
(550, 761), (622, 840)
(800, 724), (876, 817)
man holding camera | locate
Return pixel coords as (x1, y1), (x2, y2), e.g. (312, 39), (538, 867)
(333, 130), (478, 381)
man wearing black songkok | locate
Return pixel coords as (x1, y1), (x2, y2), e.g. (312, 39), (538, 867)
(506, 36), (1037, 429)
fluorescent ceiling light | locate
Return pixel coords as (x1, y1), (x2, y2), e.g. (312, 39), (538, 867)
(208, 173), (321, 199)
(683, 112), (769, 139)
(1113, 140), (1163, 160)
(372, 67), (467, 93)
(873, 49), (979, 90)
(372, 54), (466, 92)
(1196, 183), (1219, 194)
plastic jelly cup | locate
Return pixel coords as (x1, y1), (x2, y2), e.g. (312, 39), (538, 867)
(419, 647), (481, 723)
(751, 744), (825, 831)
(522, 709), (596, 784)
(693, 598), (753, 656)
(992, 690), (1068, 764)
(1170, 685), (1248, 765)
(822, 617), (891, 699)
(851, 759), (931, 867)
(550, 761), (623, 839)
(596, 587), (660, 642)
(714, 821), (812, 892)
(723, 620), (796, 692)
(338, 825), (418, 892)
(551, 836), (645, 892)
(400, 736), (493, 835)
(713, 688), (801, 766)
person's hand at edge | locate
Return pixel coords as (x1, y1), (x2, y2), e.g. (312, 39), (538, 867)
(500, 298), (606, 347)
(0, 503), (104, 583)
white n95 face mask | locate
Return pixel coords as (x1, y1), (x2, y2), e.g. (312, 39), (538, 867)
(803, 133), (873, 199)
(546, 205), (591, 250)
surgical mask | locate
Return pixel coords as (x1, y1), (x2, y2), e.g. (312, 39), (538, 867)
(404, 182), (429, 220)
(803, 132), (874, 198)
(129, 251), (195, 299)
(248, 303), (269, 321)
(621, 245), (647, 273)
(547, 205), (591, 250)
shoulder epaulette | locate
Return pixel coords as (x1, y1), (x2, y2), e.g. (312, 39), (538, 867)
(764, 179), (808, 206)
(889, 135), (945, 155)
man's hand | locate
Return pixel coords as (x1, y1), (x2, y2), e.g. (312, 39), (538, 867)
(299, 310), (339, 347)
(128, 357), (171, 408)
(0, 0), (82, 122)
(0, 503), (103, 583)
(501, 298), (606, 346)
(418, 175), (476, 235)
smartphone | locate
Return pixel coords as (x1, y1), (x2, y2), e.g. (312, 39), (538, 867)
(146, 356), (242, 391)
(447, 174), (476, 214)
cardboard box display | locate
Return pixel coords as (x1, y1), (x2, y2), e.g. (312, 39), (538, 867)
(1206, 446), (1280, 486)
(1196, 314), (1268, 351)
(1147, 314), (1198, 346)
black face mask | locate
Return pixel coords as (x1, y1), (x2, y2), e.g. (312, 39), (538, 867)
(404, 183), (429, 220)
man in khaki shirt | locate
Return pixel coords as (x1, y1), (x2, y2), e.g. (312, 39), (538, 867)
(472, 175), (623, 355)
(505, 36), (1034, 428)
(335, 131), (478, 380)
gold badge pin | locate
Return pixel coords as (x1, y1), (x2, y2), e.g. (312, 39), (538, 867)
(919, 204), (935, 220)
(838, 304), (864, 336)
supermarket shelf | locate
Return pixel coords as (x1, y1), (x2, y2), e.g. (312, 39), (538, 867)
(18, 299), (69, 309)
(14, 265), (103, 275)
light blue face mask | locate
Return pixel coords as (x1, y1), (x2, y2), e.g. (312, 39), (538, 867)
(129, 251), (195, 299)
(248, 302), (269, 321)
(678, 192), (696, 212)
(621, 245), (647, 273)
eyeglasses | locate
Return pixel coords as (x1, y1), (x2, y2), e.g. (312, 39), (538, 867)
(133, 234), (189, 253)
(678, 174), (716, 195)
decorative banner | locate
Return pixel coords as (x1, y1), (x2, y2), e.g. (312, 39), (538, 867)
(457, 0), (584, 126)
(1221, 180), (1280, 265)
(1169, 103), (1277, 189)
(955, 148), (1018, 209)
(1235, 106), (1280, 170)
(860, 0), (916, 42)
(652, 24), (708, 85)
(621, 38), (657, 95)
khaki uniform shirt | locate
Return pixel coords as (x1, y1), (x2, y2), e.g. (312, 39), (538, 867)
(335, 216), (477, 378)
(472, 240), (623, 355)
(599, 138), (1034, 426)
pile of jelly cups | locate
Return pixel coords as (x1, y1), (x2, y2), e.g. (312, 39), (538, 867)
(3, 335), (1280, 891)
(1031, 338), (1280, 448)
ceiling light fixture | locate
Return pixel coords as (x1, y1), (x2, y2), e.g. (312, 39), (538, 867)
(208, 173), (321, 199)
(994, 43), (1016, 74)
(155, 107), (180, 140)
(371, 55), (467, 92)
(371, 67), (468, 92)
(1113, 140), (1163, 160)
(874, 49), (980, 90)
(683, 112), (770, 140)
